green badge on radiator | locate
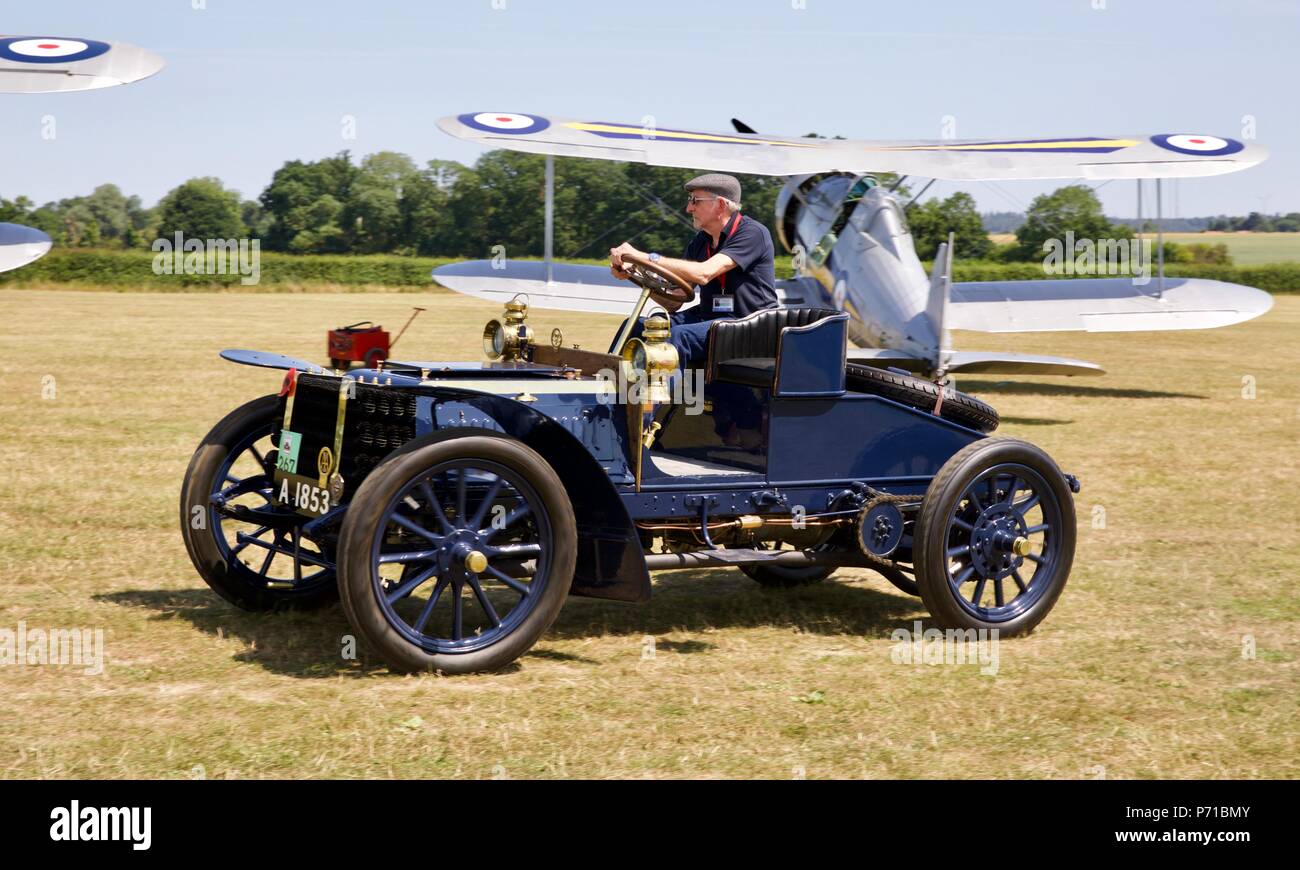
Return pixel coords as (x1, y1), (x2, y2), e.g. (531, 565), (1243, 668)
(276, 430), (302, 474)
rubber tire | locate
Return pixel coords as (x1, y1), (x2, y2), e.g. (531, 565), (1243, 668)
(876, 564), (920, 597)
(845, 363), (999, 433)
(741, 562), (835, 588)
(337, 435), (577, 674)
(179, 394), (339, 611)
(913, 437), (1076, 636)
(741, 560), (918, 594)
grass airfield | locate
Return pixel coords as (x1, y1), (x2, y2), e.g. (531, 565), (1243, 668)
(987, 231), (1300, 265)
(0, 286), (1296, 779)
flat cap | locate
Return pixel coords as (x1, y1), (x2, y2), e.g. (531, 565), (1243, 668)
(684, 173), (741, 204)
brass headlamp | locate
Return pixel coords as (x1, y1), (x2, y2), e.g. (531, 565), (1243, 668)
(482, 296), (534, 361)
(621, 312), (678, 404)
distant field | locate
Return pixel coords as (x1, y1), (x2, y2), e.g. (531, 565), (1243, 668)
(0, 289), (1295, 778)
(988, 231), (1300, 265)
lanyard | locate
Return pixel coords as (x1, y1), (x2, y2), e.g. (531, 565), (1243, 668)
(704, 212), (743, 293)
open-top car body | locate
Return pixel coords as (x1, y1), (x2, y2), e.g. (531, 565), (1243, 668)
(181, 257), (1079, 674)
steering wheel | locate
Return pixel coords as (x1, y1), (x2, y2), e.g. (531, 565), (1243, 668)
(618, 251), (694, 307)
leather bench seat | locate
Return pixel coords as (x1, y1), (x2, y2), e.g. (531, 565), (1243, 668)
(715, 358), (776, 388)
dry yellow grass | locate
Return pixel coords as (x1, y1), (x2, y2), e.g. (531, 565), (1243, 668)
(0, 287), (1296, 779)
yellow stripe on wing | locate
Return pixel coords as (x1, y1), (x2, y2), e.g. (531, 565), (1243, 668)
(877, 139), (1140, 152)
(564, 122), (819, 148)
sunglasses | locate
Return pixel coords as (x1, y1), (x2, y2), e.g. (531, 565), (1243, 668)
(686, 194), (719, 206)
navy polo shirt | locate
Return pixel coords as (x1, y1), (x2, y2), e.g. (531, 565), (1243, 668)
(681, 211), (777, 319)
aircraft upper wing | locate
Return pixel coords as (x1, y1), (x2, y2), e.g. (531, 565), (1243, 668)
(0, 36), (163, 93)
(948, 277), (1273, 333)
(438, 113), (1267, 180)
(0, 223), (52, 274)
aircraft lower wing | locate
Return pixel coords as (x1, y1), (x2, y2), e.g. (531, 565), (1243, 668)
(847, 348), (1104, 377)
(0, 223), (52, 273)
(948, 277), (1274, 333)
(0, 36), (163, 93)
(438, 113), (1267, 181)
(945, 351), (1104, 376)
(432, 260), (668, 314)
(432, 260), (824, 315)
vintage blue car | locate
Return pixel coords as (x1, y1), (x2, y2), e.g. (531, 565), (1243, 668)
(180, 255), (1078, 674)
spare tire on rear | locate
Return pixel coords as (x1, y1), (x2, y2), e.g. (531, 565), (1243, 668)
(844, 364), (999, 433)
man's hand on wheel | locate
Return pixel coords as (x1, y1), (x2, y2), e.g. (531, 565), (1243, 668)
(610, 242), (642, 274)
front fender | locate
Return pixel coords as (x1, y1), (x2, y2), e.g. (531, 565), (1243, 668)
(396, 387), (650, 603)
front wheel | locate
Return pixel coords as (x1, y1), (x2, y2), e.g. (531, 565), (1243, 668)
(337, 435), (577, 674)
(913, 438), (1075, 636)
(179, 395), (338, 610)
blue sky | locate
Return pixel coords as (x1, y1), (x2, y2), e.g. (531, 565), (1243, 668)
(2, 0), (1296, 219)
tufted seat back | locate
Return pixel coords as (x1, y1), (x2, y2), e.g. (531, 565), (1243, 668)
(706, 307), (842, 385)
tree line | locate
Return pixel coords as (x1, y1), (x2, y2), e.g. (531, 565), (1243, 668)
(0, 148), (1267, 264)
(0, 149), (996, 261)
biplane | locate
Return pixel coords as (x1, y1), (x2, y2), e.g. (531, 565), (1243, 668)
(433, 112), (1273, 378)
(0, 35), (163, 274)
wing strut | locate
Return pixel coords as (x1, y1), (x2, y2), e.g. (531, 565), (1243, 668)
(1155, 177), (1165, 295)
(545, 155), (555, 285)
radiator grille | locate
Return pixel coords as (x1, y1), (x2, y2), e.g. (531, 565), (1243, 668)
(290, 374), (418, 490)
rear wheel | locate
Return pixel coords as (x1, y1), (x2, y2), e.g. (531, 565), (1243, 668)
(913, 438), (1075, 636)
(337, 435), (576, 674)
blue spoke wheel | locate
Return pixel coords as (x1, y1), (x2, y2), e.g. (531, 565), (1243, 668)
(180, 395), (338, 610)
(338, 434), (576, 674)
(914, 438), (1075, 635)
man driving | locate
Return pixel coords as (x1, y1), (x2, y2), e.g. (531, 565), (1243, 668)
(608, 173), (777, 366)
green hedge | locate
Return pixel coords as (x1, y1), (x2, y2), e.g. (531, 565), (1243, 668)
(944, 260), (1300, 294)
(0, 249), (464, 289)
(3, 249), (1298, 293)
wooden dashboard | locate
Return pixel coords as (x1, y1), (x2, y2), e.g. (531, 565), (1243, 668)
(529, 344), (622, 375)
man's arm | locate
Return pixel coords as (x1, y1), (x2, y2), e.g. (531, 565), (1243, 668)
(653, 253), (735, 287)
(611, 242), (735, 286)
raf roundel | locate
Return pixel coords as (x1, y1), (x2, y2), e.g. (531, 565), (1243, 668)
(1150, 133), (1245, 157)
(0, 37), (112, 64)
(459, 112), (551, 135)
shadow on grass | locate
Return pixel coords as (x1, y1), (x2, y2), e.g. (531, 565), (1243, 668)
(999, 416), (1073, 427)
(961, 379), (1205, 400)
(96, 588), (381, 679)
(548, 568), (922, 641)
(98, 568), (922, 678)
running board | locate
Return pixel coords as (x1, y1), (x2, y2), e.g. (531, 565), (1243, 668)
(645, 548), (876, 570)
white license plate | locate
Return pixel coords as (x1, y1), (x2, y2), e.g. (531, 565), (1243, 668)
(277, 475), (333, 517)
